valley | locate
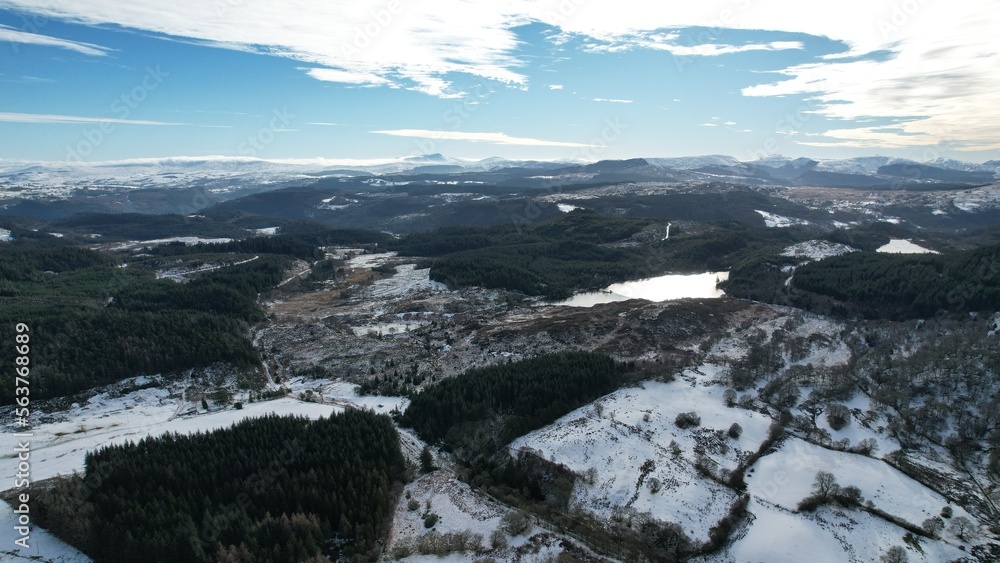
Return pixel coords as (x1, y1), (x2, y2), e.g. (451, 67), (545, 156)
(1, 161), (999, 562)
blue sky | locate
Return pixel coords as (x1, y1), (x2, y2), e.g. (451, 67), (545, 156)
(0, 0), (997, 164)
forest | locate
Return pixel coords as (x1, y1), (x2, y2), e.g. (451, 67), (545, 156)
(401, 351), (635, 460)
(0, 238), (304, 402)
(389, 211), (813, 299)
(28, 411), (405, 562)
(387, 212), (656, 298)
(724, 243), (1000, 320)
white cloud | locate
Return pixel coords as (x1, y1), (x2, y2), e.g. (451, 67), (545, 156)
(699, 123), (718, 127)
(585, 34), (803, 57)
(1, 0), (997, 149)
(0, 112), (187, 125)
(667, 41), (803, 56)
(307, 122), (344, 127)
(0, 0), (528, 99)
(302, 67), (390, 86)
(723, 121), (737, 126)
(0, 24), (110, 56)
(593, 98), (632, 104)
(549, 84), (564, 90)
(370, 129), (594, 147)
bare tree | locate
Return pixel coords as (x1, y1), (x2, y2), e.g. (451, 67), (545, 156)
(826, 403), (852, 430)
(921, 517), (944, 538)
(880, 545), (908, 563)
(949, 516), (978, 541)
(813, 471), (839, 499)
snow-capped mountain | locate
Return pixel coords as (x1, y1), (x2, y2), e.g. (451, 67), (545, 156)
(646, 155), (742, 169)
(1, 154), (996, 207)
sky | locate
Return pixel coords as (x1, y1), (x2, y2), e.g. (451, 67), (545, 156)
(0, 0), (998, 164)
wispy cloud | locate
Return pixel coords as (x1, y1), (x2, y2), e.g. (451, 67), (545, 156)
(584, 33), (804, 57)
(302, 67), (391, 86)
(0, 111), (190, 126)
(371, 129), (594, 147)
(307, 122), (345, 127)
(667, 41), (803, 57)
(2, 0), (998, 149)
(593, 98), (632, 104)
(0, 24), (111, 56)
(548, 84), (564, 90)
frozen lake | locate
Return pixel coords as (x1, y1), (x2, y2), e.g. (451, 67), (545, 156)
(876, 239), (939, 254)
(550, 271), (729, 308)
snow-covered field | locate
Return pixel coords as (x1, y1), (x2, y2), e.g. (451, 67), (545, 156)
(511, 372), (773, 542)
(0, 500), (91, 562)
(390, 472), (510, 549)
(155, 255), (259, 281)
(346, 251), (397, 269)
(703, 496), (968, 563)
(876, 239), (939, 254)
(747, 437), (970, 525)
(503, 346), (985, 562)
(110, 236), (234, 251)
(361, 264), (449, 301)
(387, 465), (593, 562)
(781, 240), (855, 261)
(552, 272), (729, 308)
(755, 210), (810, 228)
(0, 375), (410, 486)
(0, 228), (12, 242)
(0, 394), (342, 484)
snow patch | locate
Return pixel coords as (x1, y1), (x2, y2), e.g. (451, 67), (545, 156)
(0, 500), (91, 562)
(0, 395), (342, 484)
(755, 210), (810, 228)
(876, 239), (939, 254)
(511, 377), (773, 542)
(781, 240), (855, 261)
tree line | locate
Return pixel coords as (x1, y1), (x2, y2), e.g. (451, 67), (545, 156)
(0, 239), (304, 403)
(30, 411), (405, 562)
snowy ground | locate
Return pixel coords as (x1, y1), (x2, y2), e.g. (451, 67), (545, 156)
(511, 372), (773, 543)
(359, 263), (449, 301)
(389, 471), (510, 550)
(755, 210), (810, 228)
(0, 228), (12, 242)
(0, 375), (407, 486)
(876, 239), (940, 254)
(0, 394), (343, 484)
(551, 272), (729, 308)
(781, 240), (856, 261)
(387, 465), (595, 562)
(109, 236), (234, 250)
(155, 255), (258, 281)
(346, 251), (397, 269)
(707, 313), (851, 368)
(701, 496), (968, 563)
(746, 437), (972, 526)
(0, 500), (90, 562)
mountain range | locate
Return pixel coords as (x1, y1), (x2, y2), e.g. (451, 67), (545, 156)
(1, 153), (998, 194)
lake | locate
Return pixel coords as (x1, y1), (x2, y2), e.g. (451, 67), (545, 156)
(876, 239), (939, 254)
(549, 271), (730, 308)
